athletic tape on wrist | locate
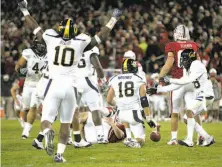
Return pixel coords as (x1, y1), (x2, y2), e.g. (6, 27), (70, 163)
(105, 17), (117, 29)
(33, 27), (41, 35)
(22, 10), (30, 16)
(94, 35), (101, 44)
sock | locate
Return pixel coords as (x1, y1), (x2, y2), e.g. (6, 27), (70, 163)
(73, 131), (81, 142)
(171, 131), (177, 140)
(187, 118), (195, 142)
(69, 128), (73, 138)
(43, 128), (50, 135)
(37, 131), (44, 142)
(95, 125), (104, 137)
(24, 122), (32, 132)
(194, 122), (210, 139)
(125, 128), (132, 139)
(57, 143), (66, 154)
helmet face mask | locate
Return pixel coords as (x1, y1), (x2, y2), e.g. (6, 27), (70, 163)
(31, 39), (46, 57)
(173, 25), (190, 41)
(180, 49), (196, 70)
(58, 19), (78, 40)
(122, 58), (138, 74)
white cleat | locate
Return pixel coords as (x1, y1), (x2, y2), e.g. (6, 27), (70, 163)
(178, 138), (194, 147)
(200, 136), (215, 147)
(54, 153), (66, 163)
(97, 135), (109, 144)
(67, 137), (74, 145)
(21, 129), (29, 139)
(125, 140), (141, 148)
(123, 138), (132, 146)
(32, 139), (44, 149)
(74, 139), (92, 148)
(167, 139), (178, 145)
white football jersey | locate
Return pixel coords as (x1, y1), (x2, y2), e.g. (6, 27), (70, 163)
(42, 29), (90, 81)
(109, 73), (146, 111)
(170, 60), (208, 101)
(76, 46), (99, 78)
(22, 49), (47, 87)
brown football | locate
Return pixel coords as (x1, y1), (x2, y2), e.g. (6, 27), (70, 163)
(150, 131), (161, 142)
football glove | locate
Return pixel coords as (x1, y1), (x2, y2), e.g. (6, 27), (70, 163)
(147, 87), (157, 96)
(146, 116), (157, 128)
(19, 67), (27, 76)
(18, 0), (28, 11)
(112, 9), (122, 18)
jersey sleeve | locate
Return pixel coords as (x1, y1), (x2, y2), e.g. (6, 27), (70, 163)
(42, 29), (58, 44)
(22, 49), (32, 60)
(165, 42), (176, 53)
(91, 46), (99, 55)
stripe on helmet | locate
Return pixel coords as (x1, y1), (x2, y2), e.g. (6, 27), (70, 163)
(182, 25), (185, 38)
(63, 19), (71, 39)
(123, 59), (129, 72)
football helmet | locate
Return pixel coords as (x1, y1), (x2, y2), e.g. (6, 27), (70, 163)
(58, 18), (78, 40)
(122, 58), (138, 74)
(31, 39), (46, 57)
(173, 25), (190, 41)
(180, 49), (197, 70)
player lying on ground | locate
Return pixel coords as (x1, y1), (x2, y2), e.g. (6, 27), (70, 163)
(18, 0), (121, 162)
(107, 58), (156, 148)
(148, 49), (215, 147)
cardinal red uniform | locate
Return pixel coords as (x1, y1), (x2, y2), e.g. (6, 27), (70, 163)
(165, 41), (198, 113)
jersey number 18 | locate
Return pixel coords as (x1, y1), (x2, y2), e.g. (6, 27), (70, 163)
(118, 81), (134, 97)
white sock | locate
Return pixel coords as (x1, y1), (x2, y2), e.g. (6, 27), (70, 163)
(39, 131), (44, 135)
(57, 143), (66, 154)
(95, 125), (104, 137)
(125, 128), (132, 139)
(69, 128), (73, 138)
(24, 122), (32, 132)
(187, 118), (195, 142)
(43, 128), (50, 135)
(73, 131), (80, 135)
(194, 122), (210, 139)
(171, 131), (177, 140)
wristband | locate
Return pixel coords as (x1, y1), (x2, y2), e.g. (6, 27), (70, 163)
(22, 10), (30, 16)
(105, 17), (117, 29)
(94, 35), (101, 44)
(33, 27), (41, 35)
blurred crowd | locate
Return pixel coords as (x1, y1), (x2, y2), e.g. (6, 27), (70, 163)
(1, 0), (222, 119)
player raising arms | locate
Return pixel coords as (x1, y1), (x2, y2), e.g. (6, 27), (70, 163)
(107, 59), (156, 148)
(18, 0), (121, 162)
(158, 25), (198, 145)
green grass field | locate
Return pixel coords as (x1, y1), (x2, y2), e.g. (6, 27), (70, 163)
(1, 120), (222, 167)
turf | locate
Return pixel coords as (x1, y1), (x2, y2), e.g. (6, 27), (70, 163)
(1, 120), (222, 167)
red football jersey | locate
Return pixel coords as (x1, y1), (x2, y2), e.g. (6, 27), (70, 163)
(165, 41), (198, 78)
(18, 78), (25, 95)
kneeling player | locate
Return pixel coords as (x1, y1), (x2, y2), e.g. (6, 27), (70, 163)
(107, 59), (156, 148)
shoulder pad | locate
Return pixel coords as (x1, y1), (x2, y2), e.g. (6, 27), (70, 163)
(76, 33), (91, 40)
(22, 49), (34, 56)
(91, 46), (99, 55)
(44, 29), (58, 36)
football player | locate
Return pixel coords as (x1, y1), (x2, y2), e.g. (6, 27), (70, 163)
(10, 77), (25, 127)
(107, 59), (156, 148)
(15, 39), (47, 139)
(158, 25), (198, 145)
(18, 0), (121, 162)
(148, 49), (215, 147)
(78, 108), (126, 144)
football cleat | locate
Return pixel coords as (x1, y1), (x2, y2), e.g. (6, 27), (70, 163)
(97, 135), (109, 144)
(21, 129), (29, 139)
(32, 139), (44, 150)
(167, 139), (178, 145)
(67, 136), (74, 145)
(74, 139), (92, 148)
(45, 129), (55, 156)
(125, 140), (141, 148)
(123, 138), (132, 146)
(200, 136), (215, 147)
(54, 153), (66, 163)
(178, 138), (194, 147)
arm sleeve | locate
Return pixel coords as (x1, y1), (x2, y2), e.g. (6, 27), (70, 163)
(157, 84), (182, 93)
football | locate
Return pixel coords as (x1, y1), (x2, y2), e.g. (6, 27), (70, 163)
(150, 124), (161, 142)
(150, 131), (161, 142)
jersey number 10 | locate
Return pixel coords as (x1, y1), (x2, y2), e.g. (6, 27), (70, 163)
(118, 81), (134, 97)
(53, 46), (75, 66)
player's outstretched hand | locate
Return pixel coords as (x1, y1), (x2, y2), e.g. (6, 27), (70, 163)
(147, 87), (157, 95)
(159, 76), (170, 85)
(18, 0), (28, 11)
(112, 9), (122, 18)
